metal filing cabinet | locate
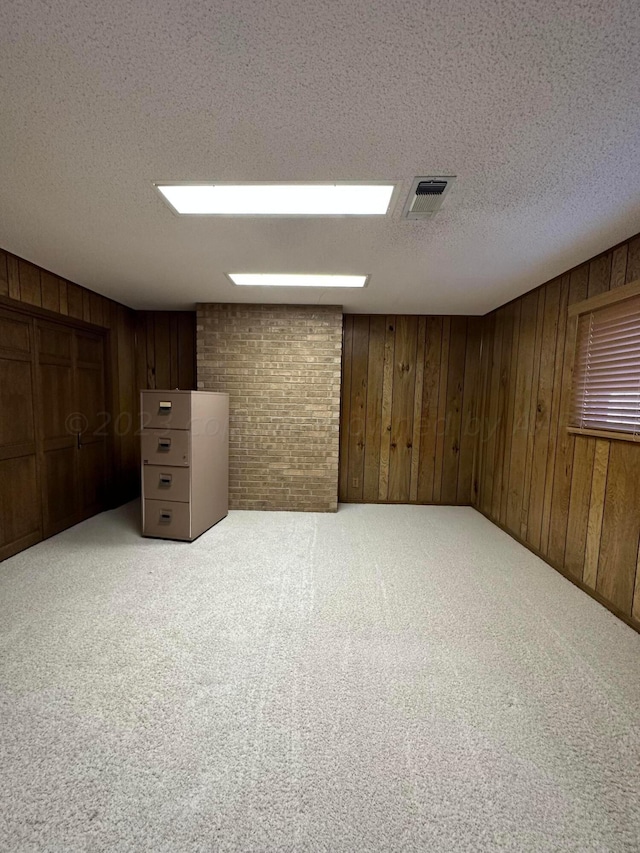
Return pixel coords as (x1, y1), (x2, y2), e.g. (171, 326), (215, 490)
(140, 390), (229, 541)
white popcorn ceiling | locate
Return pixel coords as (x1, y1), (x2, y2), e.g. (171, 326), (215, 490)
(0, 0), (639, 314)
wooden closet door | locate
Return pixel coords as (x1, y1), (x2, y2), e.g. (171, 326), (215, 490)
(0, 309), (42, 560)
(36, 321), (109, 536)
(74, 330), (107, 519)
(36, 321), (80, 536)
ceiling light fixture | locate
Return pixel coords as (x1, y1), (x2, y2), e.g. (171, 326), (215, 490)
(155, 183), (395, 215)
(227, 273), (369, 288)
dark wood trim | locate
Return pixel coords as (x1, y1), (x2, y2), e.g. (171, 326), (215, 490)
(1, 302), (113, 552)
(0, 532), (42, 562)
(0, 442), (37, 462)
(103, 326), (119, 508)
(0, 293), (107, 333)
(474, 505), (640, 635)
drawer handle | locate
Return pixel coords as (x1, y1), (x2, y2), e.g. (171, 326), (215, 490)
(159, 401), (172, 413)
(159, 473), (172, 487)
(158, 438), (171, 451)
(159, 509), (172, 524)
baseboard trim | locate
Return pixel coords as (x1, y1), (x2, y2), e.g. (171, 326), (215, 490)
(0, 531), (42, 562)
(473, 505), (640, 635)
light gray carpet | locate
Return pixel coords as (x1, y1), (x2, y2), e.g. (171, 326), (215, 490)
(1, 502), (639, 852)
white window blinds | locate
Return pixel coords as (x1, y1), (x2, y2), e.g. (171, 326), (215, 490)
(570, 292), (640, 435)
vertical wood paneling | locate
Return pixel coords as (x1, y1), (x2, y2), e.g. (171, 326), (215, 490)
(346, 316), (369, 501)
(0, 247), (197, 523)
(564, 437), (596, 579)
(597, 442), (640, 614)
(169, 314), (179, 388)
(58, 280), (68, 315)
(377, 317), (395, 500)
(409, 317), (426, 502)
(626, 235), (640, 283)
(520, 289), (545, 540)
(113, 304), (138, 501)
(488, 306), (508, 522)
(18, 261), (41, 307)
(134, 313), (148, 402)
(145, 313), (156, 388)
(388, 316), (417, 502)
(67, 283), (84, 319)
(130, 311), (196, 394)
(474, 231), (640, 632)
(112, 309), (196, 501)
(539, 275), (570, 554)
(634, 550), (640, 623)
(471, 314), (496, 507)
(7, 255), (20, 300)
(177, 312), (196, 390)
(587, 253), (612, 297)
(89, 291), (104, 327)
(506, 292), (536, 533)
(440, 317), (466, 504)
(499, 302), (520, 526)
(107, 301), (122, 506)
(478, 311), (501, 515)
(547, 266), (588, 565)
(363, 315), (385, 501)
(153, 312), (172, 389)
(82, 289), (91, 323)
(457, 317), (481, 503)
(433, 318), (451, 503)
(40, 272), (60, 313)
(341, 314), (480, 505)
(584, 440), (610, 589)
(416, 316), (443, 503)
(338, 316), (353, 503)
(0, 250), (8, 297)
(610, 245), (628, 288)
(527, 280), (560, 550)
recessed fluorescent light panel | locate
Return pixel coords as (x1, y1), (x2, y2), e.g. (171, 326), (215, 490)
(155, 183), (395, 216)
(227, 274), (369, 288)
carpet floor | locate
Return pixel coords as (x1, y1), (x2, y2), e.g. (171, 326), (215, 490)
(1, 501), (639, 852)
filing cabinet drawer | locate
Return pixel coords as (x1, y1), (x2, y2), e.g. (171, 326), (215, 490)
(141, 391), (191, 430)
(141, 429), (190, 467)
(143, 499), (191, 540)
(143, 465), (190, 502)
(140, 390), (228, 542)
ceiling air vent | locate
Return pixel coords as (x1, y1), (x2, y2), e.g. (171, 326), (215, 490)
(403, 176), (456, 219)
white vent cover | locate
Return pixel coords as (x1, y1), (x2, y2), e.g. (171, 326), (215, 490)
(403, 176), (456, 219)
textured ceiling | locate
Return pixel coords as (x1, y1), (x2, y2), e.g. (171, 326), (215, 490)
(1, 0), (640, 314)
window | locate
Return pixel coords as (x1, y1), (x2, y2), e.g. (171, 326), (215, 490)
(570, 290), (640, 437)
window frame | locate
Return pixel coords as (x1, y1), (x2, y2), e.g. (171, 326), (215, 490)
(567, 277), (640, 444)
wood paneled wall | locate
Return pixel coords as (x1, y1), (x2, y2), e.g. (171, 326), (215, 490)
(340, 315), (482, 504)
(0, 247), (196, 511)
(0, 248), (141, 505)
(5, 232), (640, 631)
(474, 232), (640, 630)
(135, 311), (196, 392)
